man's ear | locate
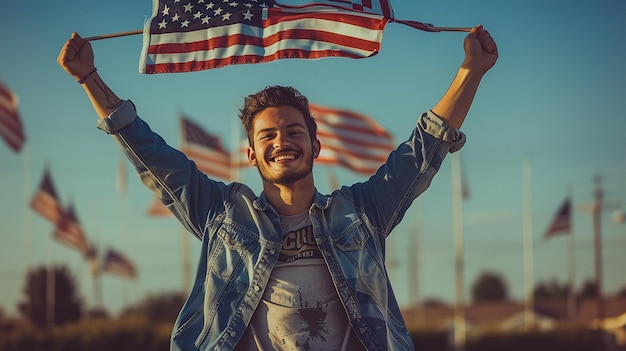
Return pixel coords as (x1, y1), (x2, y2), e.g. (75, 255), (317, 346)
(312, 139), (321, 159)
(247, 146), (258, 166)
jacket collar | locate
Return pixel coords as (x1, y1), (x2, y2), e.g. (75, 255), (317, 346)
(253, 189), (333, 213)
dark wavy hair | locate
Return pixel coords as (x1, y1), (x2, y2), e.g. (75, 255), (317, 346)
(239, 86), (317, 146)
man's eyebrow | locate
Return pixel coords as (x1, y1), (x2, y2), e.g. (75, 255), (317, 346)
(255, 127), (276, 137)
(255, 123), (305, 136)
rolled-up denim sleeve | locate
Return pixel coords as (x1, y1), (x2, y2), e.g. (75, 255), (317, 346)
(418, 110), (466, 153)
(93, 99), (224, 241)
(96, 100), (137, 134)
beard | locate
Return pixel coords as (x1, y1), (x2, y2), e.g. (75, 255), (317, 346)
(256, 154), (314, 186)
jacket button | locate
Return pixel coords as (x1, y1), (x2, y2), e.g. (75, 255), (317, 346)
(230, 331), (237, 337)
(253, 285), (261, 292)
(269, 249), (276, 255)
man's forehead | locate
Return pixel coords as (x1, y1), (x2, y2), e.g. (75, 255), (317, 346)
(253, 106), (306, 129)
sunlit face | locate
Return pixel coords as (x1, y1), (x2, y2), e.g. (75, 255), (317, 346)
(247, 106), (320, 186)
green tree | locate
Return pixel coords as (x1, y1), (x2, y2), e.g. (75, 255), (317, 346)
(18, 265), (83, 327)
(471, 271), (509, 303)
(120, 291), (185, 323)
(577, 279), (598, 300)
(534, 278), (570, 301)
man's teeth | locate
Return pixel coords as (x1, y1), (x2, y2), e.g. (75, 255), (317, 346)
(274, 155), (295, 161)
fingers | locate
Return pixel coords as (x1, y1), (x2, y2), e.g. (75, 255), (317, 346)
(59, 33), (79, 61)
(470, 24), (483, 35)
(477, 29), (498, 56)
(58, 32), (95, 79)
(462, 25), (498, 73)
(65, 32), (85, 58)
(469, 25), (498, 56)
(58, 38), (74, 66)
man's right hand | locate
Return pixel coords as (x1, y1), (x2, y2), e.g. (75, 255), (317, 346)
(57, 32), (95, 82)
(462, 25), (498, 76)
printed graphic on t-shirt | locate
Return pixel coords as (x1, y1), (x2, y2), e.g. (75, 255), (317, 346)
(278, 225), (322, 264)
(234, 216), (353, 350)
(257, 297), (348, 350)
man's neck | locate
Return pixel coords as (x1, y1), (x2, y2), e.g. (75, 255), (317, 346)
(263, 176), (315, 216)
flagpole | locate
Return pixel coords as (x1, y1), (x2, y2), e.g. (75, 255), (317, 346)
(47, 240), (56, 327)
(45, 164), (56, 328)
(451, 151), (466, 351)
(82, 24), (473, 42)
(91, 200), (106, 311)
(394, 20), (472, 33)
(22, 145), (33, 320)
(23, 144), (32, 270)
(522, 157), (535, 330)
(430, 27), (473, 32)
(95, 269), (103, 309)
(591, 176), (604, 320)
(567, 216), (576, 319)
(577, 176), (620, 321)
(93, 242), (104, 310)
(84, 30), (143, 41)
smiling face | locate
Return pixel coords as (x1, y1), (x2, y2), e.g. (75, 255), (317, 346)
(247, 106), (320, 186)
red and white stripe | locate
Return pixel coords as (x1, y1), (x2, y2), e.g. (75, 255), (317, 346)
(310, 103), (394, 175)
(141, 7), (389, 73)
(0, 81), (25, 152)
(30, 169), (64, 225)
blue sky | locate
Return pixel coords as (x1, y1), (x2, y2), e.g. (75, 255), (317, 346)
(1, 0), (625, 316)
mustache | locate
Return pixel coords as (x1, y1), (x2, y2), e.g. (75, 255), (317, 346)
(269, 147), (300, 158)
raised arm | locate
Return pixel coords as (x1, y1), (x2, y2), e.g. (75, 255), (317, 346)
(57, 32), (122, 119)
(431, 25), (498, 129)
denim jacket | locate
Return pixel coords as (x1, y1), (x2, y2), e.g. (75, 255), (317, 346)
(97, 100), (465, 351)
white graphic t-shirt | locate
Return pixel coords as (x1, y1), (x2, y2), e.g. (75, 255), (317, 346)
(235, 211), (357, 351)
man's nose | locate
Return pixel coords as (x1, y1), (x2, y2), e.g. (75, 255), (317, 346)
(274, 133), (290, 148)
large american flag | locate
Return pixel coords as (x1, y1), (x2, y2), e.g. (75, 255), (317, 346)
(0, 81), (25, 152)
(139, 0), (403, 73)
(180, 116), (233, 180)
(30, 168), (65, 225)
(310, 103), (394, 175)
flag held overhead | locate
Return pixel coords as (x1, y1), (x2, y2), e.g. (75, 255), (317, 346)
(83, 0), (472, 73)
(80, 0), (469, 73)
(138, 0), (393, 73)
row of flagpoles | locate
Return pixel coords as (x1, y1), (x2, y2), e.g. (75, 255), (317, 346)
(29, 167), (137, 280)
(446, 157), (625, 351)
(4, 79), (137, 323)
(6, 75), (625, 336)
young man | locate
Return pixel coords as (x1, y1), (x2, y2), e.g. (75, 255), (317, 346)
(58, 25), (497, 351)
